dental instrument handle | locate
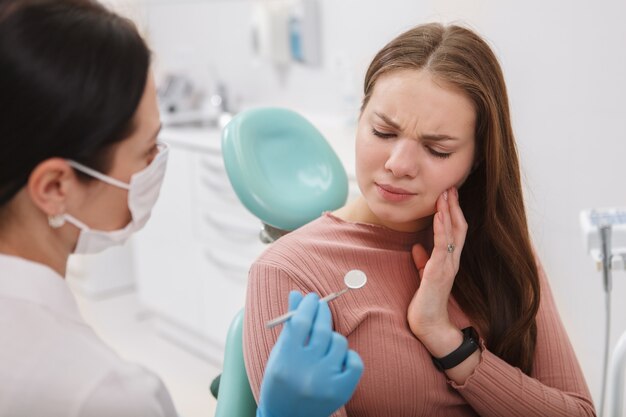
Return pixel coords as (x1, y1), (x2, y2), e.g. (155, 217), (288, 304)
(265, 311), (297, 329)
(320, 287), (349, 303)
(265, 288), (350, 329)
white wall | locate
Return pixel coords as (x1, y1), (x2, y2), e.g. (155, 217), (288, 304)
(142, 0), (626, 411)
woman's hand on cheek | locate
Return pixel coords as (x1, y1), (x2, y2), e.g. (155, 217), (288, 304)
(407, 187), (468, 350)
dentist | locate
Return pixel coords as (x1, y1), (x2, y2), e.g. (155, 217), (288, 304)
(0, 1), (362, 416)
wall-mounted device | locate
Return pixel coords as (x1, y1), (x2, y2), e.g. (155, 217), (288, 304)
(288, 0), (322, 66)
(251, 0), (291, 68)
(251, 0), (322, 73)
(580, 208), (626, 270)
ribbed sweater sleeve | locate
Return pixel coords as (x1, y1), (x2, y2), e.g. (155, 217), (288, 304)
(450, 260), (596, 416)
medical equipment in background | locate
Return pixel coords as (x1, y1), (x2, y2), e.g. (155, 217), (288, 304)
(157, 73), (202, 123)
(580, 208), (626, 417)
(250, 0), (322, 83)
(211, 107), (350, 416)
(287, 0), (321, 66)
(157, 73), (232, 128)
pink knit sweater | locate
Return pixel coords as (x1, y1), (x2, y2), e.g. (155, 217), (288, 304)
(243, 212), (596, 416)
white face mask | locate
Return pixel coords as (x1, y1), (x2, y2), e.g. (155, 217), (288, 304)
(62, 142), (169, 254)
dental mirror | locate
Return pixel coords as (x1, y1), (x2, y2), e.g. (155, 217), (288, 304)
(265, 269), (368, 329)
(320, 269), (367, 302)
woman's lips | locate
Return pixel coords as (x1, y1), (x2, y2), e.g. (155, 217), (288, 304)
(376, 183), (417, 202)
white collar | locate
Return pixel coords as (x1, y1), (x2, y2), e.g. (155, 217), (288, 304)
(0, 253), (84, 324)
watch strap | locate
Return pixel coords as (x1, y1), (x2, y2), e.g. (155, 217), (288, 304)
(431, 326), (479, 371)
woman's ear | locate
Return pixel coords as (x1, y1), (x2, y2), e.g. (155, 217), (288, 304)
(27, 158), (76, 216)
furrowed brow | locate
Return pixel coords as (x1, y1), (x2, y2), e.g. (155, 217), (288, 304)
(374, 112), (402, 130)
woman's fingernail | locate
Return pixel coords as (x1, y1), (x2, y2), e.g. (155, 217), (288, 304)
(454, 188), (458, 198)
(438, 211), (443, 222)
(443, 191), (448, 201)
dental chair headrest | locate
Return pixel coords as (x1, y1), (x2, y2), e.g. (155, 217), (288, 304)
(221, 107), (348, 232)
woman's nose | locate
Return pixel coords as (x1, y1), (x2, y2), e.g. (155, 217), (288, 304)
(384, 139), (419, 178)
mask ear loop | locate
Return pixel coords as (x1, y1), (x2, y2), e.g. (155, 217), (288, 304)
(50, 161), (130, 230)
(63, 213), (91, 231)
(48, 212), (91, 231)
(66, 160), (130, 190)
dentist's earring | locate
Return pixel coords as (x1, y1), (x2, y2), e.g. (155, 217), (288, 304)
(48, 214), (66, 229)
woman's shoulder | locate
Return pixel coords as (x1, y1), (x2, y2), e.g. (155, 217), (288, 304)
(254, 211), (396, 258)
(254, 213), (346, 264)
(248, 214), (354, 291)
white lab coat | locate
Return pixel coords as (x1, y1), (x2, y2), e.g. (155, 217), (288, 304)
(0, 253), (178, 417)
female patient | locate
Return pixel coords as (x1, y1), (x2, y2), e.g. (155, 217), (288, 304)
(244, 23), (596, 416)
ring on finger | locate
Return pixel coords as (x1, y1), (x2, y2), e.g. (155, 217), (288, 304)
(447, 243), (455, 254)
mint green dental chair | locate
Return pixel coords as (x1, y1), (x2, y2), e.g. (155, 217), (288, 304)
(212, 309), (256, 416)
(212, 107), (349, 416)
(221, 107), (349, 241)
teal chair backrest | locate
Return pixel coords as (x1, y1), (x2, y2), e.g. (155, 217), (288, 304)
(221, 107), (349, 232)
(213, 309), (256, 417)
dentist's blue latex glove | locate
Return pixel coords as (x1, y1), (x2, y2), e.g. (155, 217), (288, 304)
(257, 291), (364, 417)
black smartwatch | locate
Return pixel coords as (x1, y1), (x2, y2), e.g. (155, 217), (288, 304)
(431, 326), (479, 371)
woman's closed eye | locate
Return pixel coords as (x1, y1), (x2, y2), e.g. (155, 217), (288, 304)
(427, 147), (452, 159)
(372, 126), (453, 159)
(371, 128), (396, 139)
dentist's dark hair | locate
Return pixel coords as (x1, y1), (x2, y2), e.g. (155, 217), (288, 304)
(362, 23), (540, 375)
(0, 0), (150, 206)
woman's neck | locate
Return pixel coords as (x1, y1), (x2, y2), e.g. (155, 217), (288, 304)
(334, 196), (433, 233)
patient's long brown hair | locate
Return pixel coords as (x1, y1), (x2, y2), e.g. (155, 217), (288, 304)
(362, 23), (540, 374)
